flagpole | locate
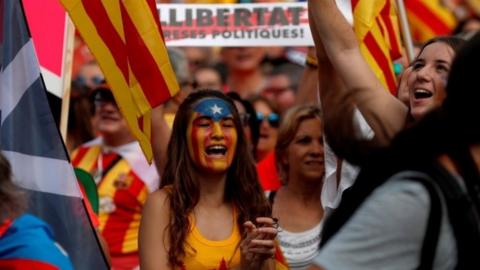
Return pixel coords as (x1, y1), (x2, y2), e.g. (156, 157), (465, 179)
(59, 17), (75, 143)
(396, 0), (415, 63)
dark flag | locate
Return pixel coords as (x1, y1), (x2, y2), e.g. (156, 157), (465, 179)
(0, 0), (107, 269)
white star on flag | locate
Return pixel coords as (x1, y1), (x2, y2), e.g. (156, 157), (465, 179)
(211, 104), (223, 115)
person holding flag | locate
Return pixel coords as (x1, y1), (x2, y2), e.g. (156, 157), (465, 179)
(61, 0), (180, 164)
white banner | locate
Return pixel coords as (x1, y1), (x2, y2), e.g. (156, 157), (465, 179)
(158, 3), (314, 47)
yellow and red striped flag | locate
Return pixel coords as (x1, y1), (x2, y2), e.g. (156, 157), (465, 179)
(404, 0), (457, 43)
(60, 0), (179, 162)
(352, 0), (403, 95)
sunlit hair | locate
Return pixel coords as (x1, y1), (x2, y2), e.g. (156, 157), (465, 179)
(275, 105), (323, 184)
(160, 90), (271, 267)
(0, 153), (25, 221)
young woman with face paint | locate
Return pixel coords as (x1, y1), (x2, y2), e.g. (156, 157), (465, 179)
(139, 90), (278, 270)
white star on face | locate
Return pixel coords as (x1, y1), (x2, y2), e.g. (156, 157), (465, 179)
(211, 104), (223, 115)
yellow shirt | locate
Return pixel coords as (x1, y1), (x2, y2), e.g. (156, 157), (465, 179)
(181, 209), (241, 270)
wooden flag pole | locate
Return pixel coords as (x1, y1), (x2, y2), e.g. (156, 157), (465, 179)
(59, 17), (75, 144)
(396, 0), (415, 63)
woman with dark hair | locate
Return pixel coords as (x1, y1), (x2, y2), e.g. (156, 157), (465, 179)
(309, 32), (480, 270)
(308, 0), (465, 154)
(139, 90), (278, 269)
(0, 153), (74, 269)
(250, 95), (281, 162)
(226, 92), (260, 159)
(250, 95), (283, 191)
(306, 0), (465, 211)
(271, 105), (325, 270)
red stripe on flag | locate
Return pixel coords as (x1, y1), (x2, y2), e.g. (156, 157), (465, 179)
(120, 3), (171, 106)
(71, 147), (89, 165)
(138, 116), (144, 131)
(405, 0), (451, 34)
(146, 0), (163, 39)
(376, 17), (385, 36)
(364, 32), (397, 95)
(381, 0), (401, 59)
(352, 0), (360, 10)
(81, 0), (129, 80)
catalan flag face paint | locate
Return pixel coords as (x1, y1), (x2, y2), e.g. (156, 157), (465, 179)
(187, 98), (238, 174)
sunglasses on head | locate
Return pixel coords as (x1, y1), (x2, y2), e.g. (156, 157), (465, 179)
(256, 112), (280, 128)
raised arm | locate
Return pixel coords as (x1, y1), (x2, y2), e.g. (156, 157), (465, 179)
(151, 105), (171, 175)
(139, 189), (171, 270)
(295, 47), (319, 106)
(308, 0), (408, 143)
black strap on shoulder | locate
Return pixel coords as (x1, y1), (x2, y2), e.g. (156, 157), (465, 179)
(321, 166), (444, 270)
(424, 162), (480, 269)
(321, 155), (480, 269)
(409, 175), (442, 270)
(320, 162), (388, 246)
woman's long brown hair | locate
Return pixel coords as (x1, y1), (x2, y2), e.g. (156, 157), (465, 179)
(160, 90), (271, 268)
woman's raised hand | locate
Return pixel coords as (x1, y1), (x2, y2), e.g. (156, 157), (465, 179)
(239, 217), (278, 270)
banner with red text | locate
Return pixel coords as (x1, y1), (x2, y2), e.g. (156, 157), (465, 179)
(158, 2), (314, 47)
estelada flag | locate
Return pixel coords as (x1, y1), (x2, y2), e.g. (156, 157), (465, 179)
(351, 0), (403, 95)
(60, 0), (179, 162)
(404, 0), (456, 43)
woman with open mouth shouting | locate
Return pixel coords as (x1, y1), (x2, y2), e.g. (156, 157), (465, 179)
(139, 90), (281, 270)
(307, 0), (465, 157)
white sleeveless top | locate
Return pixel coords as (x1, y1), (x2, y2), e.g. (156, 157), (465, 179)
(277, 221), (323, 270)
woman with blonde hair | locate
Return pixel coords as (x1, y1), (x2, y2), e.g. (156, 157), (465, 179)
(270, 105), (325, 270)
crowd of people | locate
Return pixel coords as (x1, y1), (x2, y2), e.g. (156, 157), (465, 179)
(3, 0), (480, 269)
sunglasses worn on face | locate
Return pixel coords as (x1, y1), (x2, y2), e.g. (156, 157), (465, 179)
(256, 112), (280, 128)
(92, 89), (117, 107)
(74, 75), (104, 88)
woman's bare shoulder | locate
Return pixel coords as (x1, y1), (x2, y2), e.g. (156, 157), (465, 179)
(143, 188), (171, 217)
